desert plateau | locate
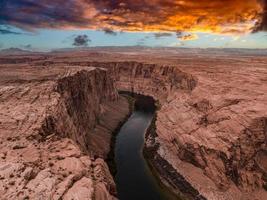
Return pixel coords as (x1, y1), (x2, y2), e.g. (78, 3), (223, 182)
(0, 48), (266, 200)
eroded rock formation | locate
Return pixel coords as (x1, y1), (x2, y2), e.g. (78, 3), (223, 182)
(0, 66), (129, 199)
(83, 61), (267, 200)
(105, 62), (267, 200)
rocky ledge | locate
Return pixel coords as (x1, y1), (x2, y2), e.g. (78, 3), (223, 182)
(0, 66), (129, 199)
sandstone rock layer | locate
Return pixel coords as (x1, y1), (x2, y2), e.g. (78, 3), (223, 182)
(85, 61), (267, 200)
(0, 66), (129, 200)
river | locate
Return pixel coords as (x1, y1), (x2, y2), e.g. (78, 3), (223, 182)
(114, 95), (175, 200)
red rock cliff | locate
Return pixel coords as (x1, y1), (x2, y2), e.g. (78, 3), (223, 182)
(0, 66), (129, 200)
(86, 61), (267, 200)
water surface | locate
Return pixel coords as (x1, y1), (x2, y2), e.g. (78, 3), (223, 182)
(114, 95), (173, 200)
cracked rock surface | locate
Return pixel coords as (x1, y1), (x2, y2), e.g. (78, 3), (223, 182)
(0, 65), (129, 200)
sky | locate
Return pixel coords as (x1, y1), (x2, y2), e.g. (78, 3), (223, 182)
(0, 0), (267, 51)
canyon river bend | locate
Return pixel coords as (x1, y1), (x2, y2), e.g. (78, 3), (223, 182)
(114, 95), (176, 200)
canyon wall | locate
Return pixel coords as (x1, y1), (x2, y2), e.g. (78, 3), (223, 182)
(85, 61), (267, 200)
(0, 66), (129, 199)
(0, 56), (266, 200)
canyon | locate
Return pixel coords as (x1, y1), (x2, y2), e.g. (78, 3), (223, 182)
(0, 48), (266, 200)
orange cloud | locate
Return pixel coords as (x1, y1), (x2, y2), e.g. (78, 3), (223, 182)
(1, 0), (266, 35)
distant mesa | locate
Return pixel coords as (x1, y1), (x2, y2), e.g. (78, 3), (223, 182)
(0, 48), (35, 55)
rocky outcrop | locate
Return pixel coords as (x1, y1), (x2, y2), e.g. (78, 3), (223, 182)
(68, 62), (197, 102)
(0, 66), (129, 199)
(114, 61), (267, 199)
(83, 61), (267, 200)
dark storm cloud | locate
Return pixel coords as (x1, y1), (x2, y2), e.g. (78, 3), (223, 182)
(254, 0), (267, 31)
(154, 32), (173, 39)
(176, 32), (198, 41)
(263, 0), (267, 30)
(102, 28), (117, 36)
(0, 0), (266, 35)
(176, 31), (183, 38)
(72, 35), (91, 47)
(177, 33), (198, 41)
(0, 0), (91, 30)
